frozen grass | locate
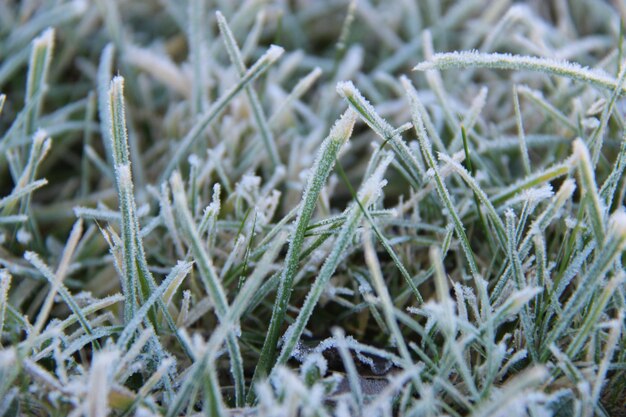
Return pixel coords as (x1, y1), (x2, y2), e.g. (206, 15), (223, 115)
(0, 1), (625, 416)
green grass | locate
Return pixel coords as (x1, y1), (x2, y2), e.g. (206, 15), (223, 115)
(0, 1), (625, 416)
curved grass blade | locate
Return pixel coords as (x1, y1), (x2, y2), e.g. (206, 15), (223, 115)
(415, 51), (626, 94)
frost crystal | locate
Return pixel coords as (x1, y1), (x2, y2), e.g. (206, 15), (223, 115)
(16, 228), (32, 244)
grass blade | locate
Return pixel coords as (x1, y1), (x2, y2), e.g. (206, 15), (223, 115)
(24, 29), (54, 138)
(216, 11), (281, 168)
(251, 109), (356, 389)
(273, 152), (394, 371)
(161, 44), (284, 181)
(415, 51), (626, 94)
(337, 80), (423, 188)
(170, 172), (246, 406)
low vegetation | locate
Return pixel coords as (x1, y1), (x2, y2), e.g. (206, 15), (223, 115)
(0, 1), (624, 416)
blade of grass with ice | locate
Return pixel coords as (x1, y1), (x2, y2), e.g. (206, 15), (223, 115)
(540, 211), (626, 360)
(268, 67), (322, 128)
(107, 77), (138, 323)
(573, 138), (605, 244)
(30, 219), (83, 337)
(588, 59), (626, 165)
(25, 294), (123, 347)
(516, 85), (577, 132)
(0, 270), (11, 348)
(117, 261), (192, 348)
(600, 132), (626, 211)
(404, 77), (496, 367)
(513, 85), (531, 176)
(461, 125), (494, 252)
(491, 179), (576, 302)
(332, 327), (363, 413)
(250, 109), (356, 392)
(490, 159), (574, 206)
(23, 251), (94, 340)
(188, 0), (207, 115)
(471, 367), (548, 417)
(337, 80), (423, 188)
(107, 77), (192, 361)
(421, 30), (458, 132)
(216, 11), (281, 168)
(24, 29), (54, 138)
(438, 152), (506, 248)
(7, 131), (51, 251)
(161, 44), (284, 181)
(415, 51), (626, 94)
(591, 311), (623, 406)
(167, 231), (286, 416)
(402, 77), (479, 278)
(505, 210), (538, 361)
(565, 273), (623, 359)
(170, 171), (245, 406)
(363, 227), (415, 366)
(80, 92), (96, 197)
(333, 153), (423, 303)
(273, 152), (394, 372)
(97, 44), (115, 167)
(87, 350), (118, 417)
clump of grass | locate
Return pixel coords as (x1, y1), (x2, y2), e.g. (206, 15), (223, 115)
(0, 1), (625, 416)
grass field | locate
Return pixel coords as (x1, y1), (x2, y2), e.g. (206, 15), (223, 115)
(0, 0), (625, 416)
